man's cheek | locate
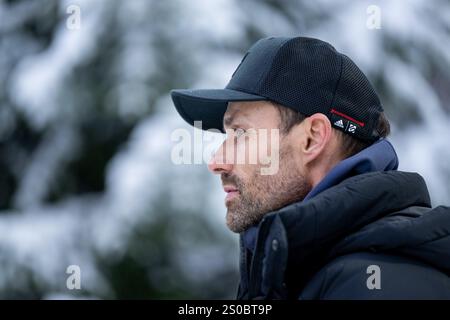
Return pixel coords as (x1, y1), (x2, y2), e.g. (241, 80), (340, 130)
(256, 129), (280, 175)
(234, 133), (259, 165)
(261, 155), (279, 175)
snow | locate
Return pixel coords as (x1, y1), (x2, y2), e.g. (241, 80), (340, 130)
(1, 0), (449, 298)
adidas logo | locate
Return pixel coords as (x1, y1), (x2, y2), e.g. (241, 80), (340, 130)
(348, 124), (357, 133)
(334, 119), (344, 128)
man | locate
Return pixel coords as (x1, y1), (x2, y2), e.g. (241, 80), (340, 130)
(171, 37), (450, 299)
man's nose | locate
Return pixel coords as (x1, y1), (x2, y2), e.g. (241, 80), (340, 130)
(207, 143), (233, 174)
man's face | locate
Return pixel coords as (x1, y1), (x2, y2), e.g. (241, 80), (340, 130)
(208, 101), (313, 233)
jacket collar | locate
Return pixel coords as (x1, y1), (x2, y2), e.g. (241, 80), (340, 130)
(242, 138), (399, 252)
(241, 169), (431, 299)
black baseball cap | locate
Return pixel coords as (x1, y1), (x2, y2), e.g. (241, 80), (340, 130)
(171, 36), (383, 142)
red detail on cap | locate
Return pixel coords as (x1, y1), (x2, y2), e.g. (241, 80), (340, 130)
(330, 109), (365, 127)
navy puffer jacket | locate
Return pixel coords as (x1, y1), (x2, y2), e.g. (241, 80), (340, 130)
(237, 140), (450, 299)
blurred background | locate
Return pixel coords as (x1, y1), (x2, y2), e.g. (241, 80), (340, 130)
(0, 0), (449, 299)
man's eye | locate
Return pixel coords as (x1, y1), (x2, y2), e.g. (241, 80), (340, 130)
(225, 128), (246, 140)
(234, 128), (246, 138)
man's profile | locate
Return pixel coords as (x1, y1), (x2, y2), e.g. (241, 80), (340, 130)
(171, 37), (450, 299)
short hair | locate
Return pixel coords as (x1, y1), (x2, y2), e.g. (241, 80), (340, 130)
(272, 102), (390, 159)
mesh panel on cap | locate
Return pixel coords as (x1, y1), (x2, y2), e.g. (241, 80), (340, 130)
(258, 37), (341, 116)
(258, 37), (383, 142)
(331, 54), (383, 141)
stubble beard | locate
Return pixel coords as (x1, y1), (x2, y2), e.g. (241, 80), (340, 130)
(223, 145), (312, 233)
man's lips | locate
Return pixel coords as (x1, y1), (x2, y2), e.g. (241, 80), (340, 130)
(223, 185), (240, 202)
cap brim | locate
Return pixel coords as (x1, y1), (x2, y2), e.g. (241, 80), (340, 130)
(171, 89), (267, 132)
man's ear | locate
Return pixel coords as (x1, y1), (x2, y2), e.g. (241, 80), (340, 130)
(300, 113), (332, 166)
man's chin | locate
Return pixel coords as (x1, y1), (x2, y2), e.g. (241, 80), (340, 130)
(225, 209), (262, 234)
(226, 210), (245, 233)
